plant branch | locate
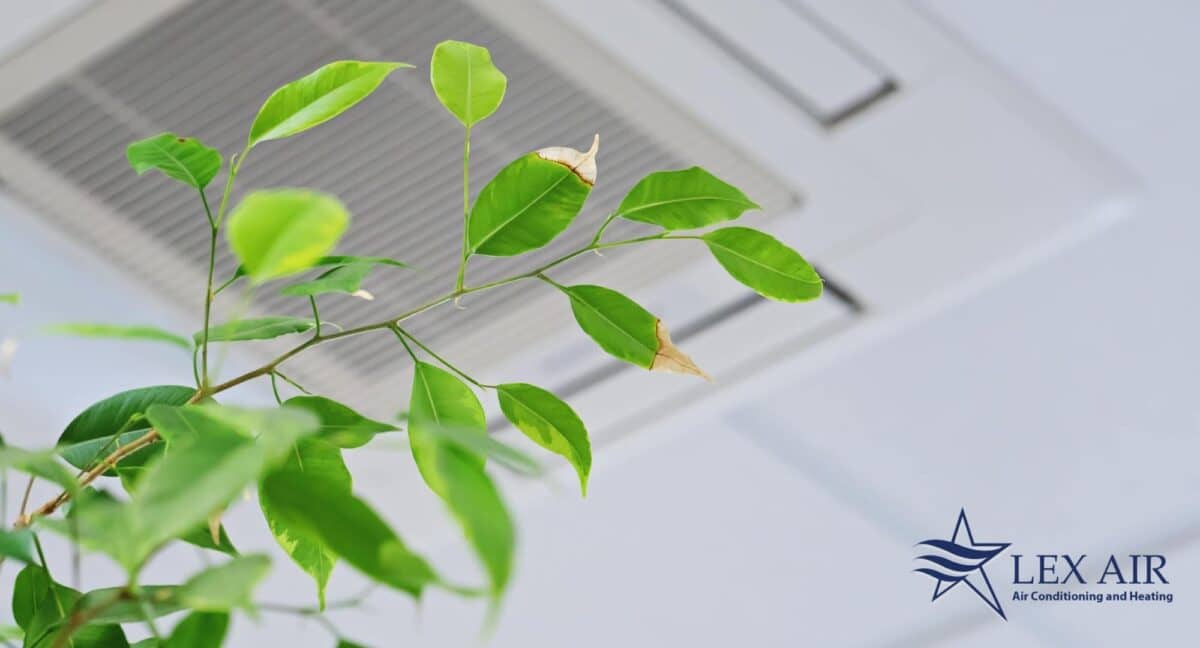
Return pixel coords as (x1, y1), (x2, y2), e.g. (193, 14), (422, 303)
(16, 232), (694, 525)
(455, 125), (472, 293)
(199, 190), (218, 391)
(309, 296), (322, 337)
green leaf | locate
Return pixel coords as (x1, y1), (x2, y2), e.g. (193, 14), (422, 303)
(259, 438), (350, 609)
(71, 585), (182, 625)
(177, 555), (271, 612)
(562, 284), (656, 367)
(164, 612), (229, 648)
(126, 133), (222, 190)
(703, 227), (822, 302)
(180, 523), (238, 557)
(43, 322), (191, 351)
(14, 565), (129, 648)
(318, 255), (409, 268)
(198, 316), (316, 343)
(53, 405), (315, 570)
(409, 362), (514, 598)
(563, 284), (709, 379)
(617, 167), (758, 230)
(226, 189), (350, 283)
(0, 528), (35, 563)
(0, 447), (79, 495)
(279, 263), (373, 298)
(468, 139), (598, 256)
(496, 383), (591, 495)
(0, 293), (19, 305)
(414, 423), (542, 478)
(259, 470), (437, 596)
(430, 40), (507, 127)
(57, 385), (194, 473)
(283, 396), (396, 448)
(249, 61), (408, 147)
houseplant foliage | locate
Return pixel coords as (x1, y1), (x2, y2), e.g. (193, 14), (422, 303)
(0, 40), (822, 646)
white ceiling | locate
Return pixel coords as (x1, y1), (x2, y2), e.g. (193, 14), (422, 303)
(2, 1), (1198, 646)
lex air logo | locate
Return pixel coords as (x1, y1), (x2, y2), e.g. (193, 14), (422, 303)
(914, 509), (1010, 620)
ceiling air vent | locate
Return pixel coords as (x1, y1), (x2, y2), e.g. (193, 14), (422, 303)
(0, 0), (800, 417)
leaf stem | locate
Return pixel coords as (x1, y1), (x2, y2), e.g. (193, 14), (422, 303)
(455, 125), (472, 293)
(394, 327), (491, 389)
(199, 189), (218, 391)
(32, 533), (65, 616)
(273, 369), (312, 395)
(591, 211), (619, 245)
(309, 296), (322, 337)
(389, 325), (419, 363)
(15, 232), (688, 524)
(269, 373), (283, 405)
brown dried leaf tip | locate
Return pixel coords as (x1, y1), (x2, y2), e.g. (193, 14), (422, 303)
(649, 320), (711, 381)
(536, 133), (600, 185)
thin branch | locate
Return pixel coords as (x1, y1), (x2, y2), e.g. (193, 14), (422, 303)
(455, 125), (472, 293)
(394, 327), (490, 389)
(309, 296), (322, 337)
(269, 373), (283, 405)
(14, 233), (688, 525)
(273, 370), (312, 395)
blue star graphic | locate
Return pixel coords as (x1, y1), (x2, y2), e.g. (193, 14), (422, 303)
(915, 509), (1011, 620)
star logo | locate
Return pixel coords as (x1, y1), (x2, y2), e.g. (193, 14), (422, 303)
(914, 509), (1011, 620)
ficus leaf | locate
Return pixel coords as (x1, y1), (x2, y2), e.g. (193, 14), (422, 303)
(409, 362), (515, 598)
(467, 136), (599, 256)
(164, 612), (229, 648)
(43, 322), (192, 352)
(126, 133), (222, 190)
(13, 565), (129, 648)
(248, 61), (409, 148)
(177, 555), (271, 612)
(198, 317), (316, 343)
(703, 227), (822, 302)
(561, 284), (709, 379)
(0, 447), (80, 495)
(617, 167), (758, 230)
(259, 438), (351, 609)
(57, 385), (193, 474)
(70, 584), (183, 625)
(0, 528), (36, 564)
(430, 40), (507, 127)
(413, 422), (542, 478)
(496, 383), (591, 494)
(0, 293), (18, 305)
(280, 263), (374, 299)
(283, 396), (396, 448)
(259, 470), (437, 597)
(226, 189), (349, 283)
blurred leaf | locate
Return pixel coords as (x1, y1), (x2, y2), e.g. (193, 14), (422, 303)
(496, 383), (590, 494)
(164, 612), (228, 648)
(259, 438), (350, 609)
(0, 625), (20, 640)
(177, 555), (271, 612)
(0, 293), (19, 305)
(280, 263), (373, 298)
(14, 565), (129, 648)
(226, 190), (349, 283)
(52, 405), (314, 570)
(259, 470), (437, 596)
(0, 447), (79, 495)
(71, 585), (182, 625)
(249, 61), (409, 147)
(57, 385), (194, 473)
(126, 133), (221, 190)
(198, 317), (316, 343)
(468, 138), (598, 256)
(409, 362), (514, 598)
(180, 523), (238, 557)
(562, 284), (708, 379)
(430, 40), (507, 127)
(318, 255), (409, 269)
(703, 227), (823, 302)
(0, 528), (35, 564)
(44, 323), (191, 352)
(415, 423), (541, 478)
(283, 396), (396, 448)
(336, 641), (369, 648)
(617, 167), (758, 230)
